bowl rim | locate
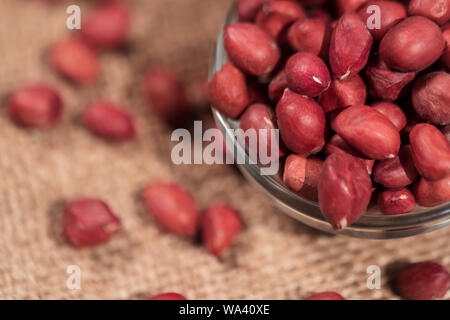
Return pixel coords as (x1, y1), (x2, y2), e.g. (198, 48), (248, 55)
(209, 3), (450, 239)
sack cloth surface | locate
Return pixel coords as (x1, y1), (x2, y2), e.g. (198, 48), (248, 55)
(0, 0), (448, 300)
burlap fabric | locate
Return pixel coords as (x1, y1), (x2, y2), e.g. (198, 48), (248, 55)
(0, 0), (448, 300)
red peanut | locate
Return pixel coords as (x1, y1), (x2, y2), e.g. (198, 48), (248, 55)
(373, 145), (419, 188)
(408, 0), (450, 26)
(285, 52), (331, 97)
(333, 105), (401, 160)
(63, 198), (121, 247)
(309, 7), (333, 24)
(357, 0), (407, 41)
(141, 67), (189, 125)
(8, 84), (63, 128)
(255, 1), (306, 39)
(413, 176), (450, 207)
(224, 23), (281, 76)
(412, 72), (450, 126)
(364, 57), (416, 101)
(283, 154), (323, 202)
(209, 63), (249, 118)
(81, 2), (130, 50)
(82, 101), (136, 142)
(329, 13), (373, 80)
(442, 24), (450, 69)
(318, 75), (366, 113)
(49, 37), (99, 85)
(237, 0), (267, 22)
(150, 293), (187, 300)
(379, 16), (445, 72)
(287, 18), (330, 59)
(239, 103), (284, 158)
(333, 0), (369, 15)
(409, 123), (450, 181)
(143, 182), (199, 237)
(305, 292), (345, 300)
(396, 262), (450, 300)
(324, 134), (375, 175)
(318, 153), (373, 229)
(326, 107), (349, 130)
(371, 101), (407, 131)
(276, 89), (326, 155)
(377, 188), (415, 215)
(268, 68), (288, 102)
(201, 204), (243, 256)
(442, 125), (450, 143)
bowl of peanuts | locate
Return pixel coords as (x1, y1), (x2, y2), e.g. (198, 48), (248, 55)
(209, 0), (450, 239)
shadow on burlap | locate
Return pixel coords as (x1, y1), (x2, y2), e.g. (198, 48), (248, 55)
(0, 0), (448, 300)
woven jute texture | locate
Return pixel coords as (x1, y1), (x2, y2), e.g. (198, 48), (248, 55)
(0, 0), (448, 300)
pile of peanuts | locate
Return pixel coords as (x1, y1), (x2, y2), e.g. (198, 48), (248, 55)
(8, 0), (240, 300)
(4, 0), (449, 300)
(209, 0), (450, 231)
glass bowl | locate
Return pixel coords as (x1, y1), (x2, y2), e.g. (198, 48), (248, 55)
(209, 2), (450, 239)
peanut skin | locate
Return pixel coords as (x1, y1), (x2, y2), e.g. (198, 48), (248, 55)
(333, 0), (369, 15)
(332, 105), (401, 160)
(364, 57), (416, 101)
(305, 292), (345, 300)
(318, 153), (373, 230)
(379, 16), (445, 72)
(81, 2), (131, 50)
(201, 205), (242, 256)
(224, 23), (281, 76)
(371, 101), (407, 131)
(143, 182), (199, 237)
(150, 293), (187, 300)
(442, 125), (450, 143)
(287, 18), (331, 59)
(408, 0), (450, 26)
(208, 63), (249, 118)
(373, 145), (419, 188)
(82, 101), (136, 142)
(324, 134), (375, 175)
(285, 52), (331, 97)
(255, 1), (306, 39)
(318, 75), (367, 113)
(329, 13), (373, 80)
(413, 176), (450, 207)
(268, 68), (288, 102)
(142, 67), (189, 125)
(8, 84), (63, 128)
(49, 37), (99, 85)
(283, 154), (323, 202)
(412, 72), (450, 126)
(396, 262), (450, 300)
(377, 188), (415, 215)
(239, 103), (285, 159)
(409, 123), (450, 181)
(237, 0), (267, 22)
(441, 24), (450, 70)
(358, 0), (407, 41)
(276, 89), (326, 155)
(63, 199), (121, 247)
